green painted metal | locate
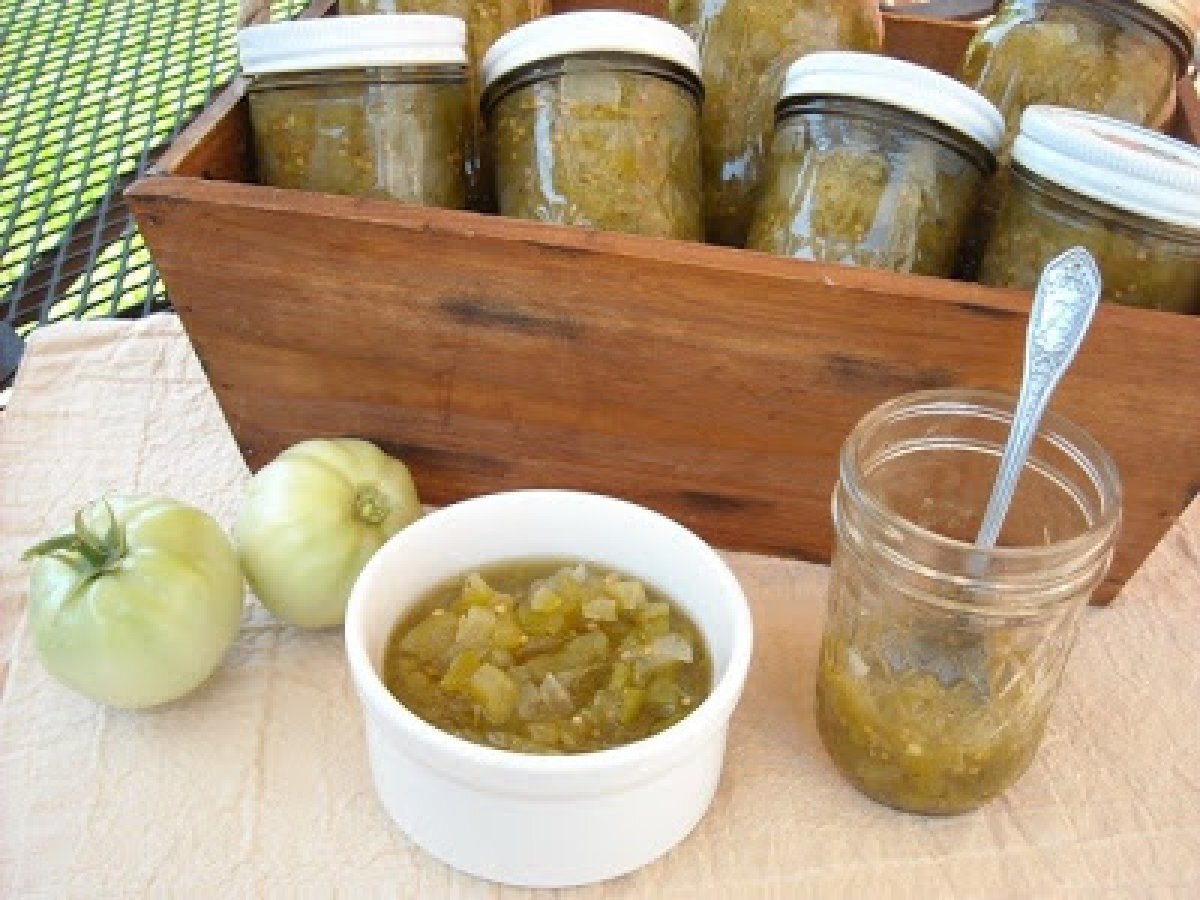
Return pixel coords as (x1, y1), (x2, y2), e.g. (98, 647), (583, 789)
(0, 0), (306, 336)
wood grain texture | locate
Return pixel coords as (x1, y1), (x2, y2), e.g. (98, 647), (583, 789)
(882, 14), (977, 75)
(128, 172), (1200, 604)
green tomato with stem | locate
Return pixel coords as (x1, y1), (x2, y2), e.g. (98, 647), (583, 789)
(235, 438), (423, 628)
(22, 497), (245, 709)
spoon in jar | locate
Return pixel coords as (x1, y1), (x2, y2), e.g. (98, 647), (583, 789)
(974, 246), (1102, 552)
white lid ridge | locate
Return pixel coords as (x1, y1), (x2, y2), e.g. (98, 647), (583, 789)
(481, 11), (700, 91)
(778, 51), (1004, 155)
(1012, 106), (1200, 231)
(1137, 0), (1199, 53)
(239, 16), (467, 75)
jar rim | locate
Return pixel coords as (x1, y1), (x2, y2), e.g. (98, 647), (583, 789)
(479, 52), (703, 119)
(839, 389), (1122, 596)
(778, 52), (1003, 155)
(1135, 0), (1200, 56)
(774, 95), (998, 176)
(481, 11), (700, 91)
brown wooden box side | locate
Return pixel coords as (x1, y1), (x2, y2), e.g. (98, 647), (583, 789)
(132, 13), (1200, 605)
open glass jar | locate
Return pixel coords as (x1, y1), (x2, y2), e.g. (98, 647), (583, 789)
(747, 53), (1003, 277)
(481, 11), (704, 240)
(979, 107), (1200, 313)
(239, 16), (470, 208)
(816, 390), (1121, 815)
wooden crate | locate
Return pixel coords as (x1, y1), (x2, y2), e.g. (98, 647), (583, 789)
(128, 1), (1200, 603)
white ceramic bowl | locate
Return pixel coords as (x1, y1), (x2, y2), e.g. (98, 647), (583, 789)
(345, 490), (754, 888)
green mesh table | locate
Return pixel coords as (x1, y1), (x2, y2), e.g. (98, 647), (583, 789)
(0, 0), (307, 383)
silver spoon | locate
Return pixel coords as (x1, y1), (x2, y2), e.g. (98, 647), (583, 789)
(974, 247), (1102, 551)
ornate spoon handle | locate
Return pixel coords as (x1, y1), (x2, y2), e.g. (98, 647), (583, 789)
(975, 247), (1102, 551)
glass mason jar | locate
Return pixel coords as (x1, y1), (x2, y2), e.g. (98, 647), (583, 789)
(240, 17), (470, 208)
(339, 1), (549, 209)
(747, 53), (1003, 278)
(955, 0), (1197, 278)
(816, 390), (1121, 815)
(669, 0), (884, 247)
(481, 11), (703, 240)
(980, 107), (1200, 313)
(961, 0), (1196, 158)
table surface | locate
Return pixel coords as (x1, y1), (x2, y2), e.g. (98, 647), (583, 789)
(2, 315), (1199, 897)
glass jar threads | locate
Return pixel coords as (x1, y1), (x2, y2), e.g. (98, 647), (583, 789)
(961, 0), (1198, 156)
(979, 107), (1200, 313)
(747, 53), (1003, 277)
(239, 16), (470, 208)
(481, 11), (704, 240)
(816, 390), (1121, 815)
(670, 0), (884, 247)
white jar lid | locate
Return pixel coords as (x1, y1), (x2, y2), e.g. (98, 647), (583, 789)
(1012, 106), (1200, 231)
(239, 16), (466, 75)
(480, 11), (700, 91)
(779, 52), (1004, 155)
(1138, 0), (1199, 52)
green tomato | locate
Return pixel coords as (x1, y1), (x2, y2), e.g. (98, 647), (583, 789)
(235, 438), (422, 628)
(23, 497), (244, 709)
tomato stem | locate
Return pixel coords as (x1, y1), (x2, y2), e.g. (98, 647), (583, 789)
(21, 499), (126, 574)
(354, 485), (392, 527)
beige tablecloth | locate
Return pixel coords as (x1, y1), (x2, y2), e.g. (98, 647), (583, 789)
(2, 315), (1199, 897)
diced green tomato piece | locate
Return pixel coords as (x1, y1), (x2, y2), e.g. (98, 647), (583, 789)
(492, 613), (525, 650)
(582, 592), (618, 622)
(540, 672), (575, 717)
(518, 605), (567, 636)
(647, 672), (680, 716)
(522, 651), (556, 682)
(399, 612), (458, 662)
(634, 655), (680, 685)
(639, 616), (671, 639)
(558, 631), (609, 668)
(649, 633), (693, 663)
(551, 568), (588, 606)
(608, 660), (631, 690)
(530, 584), (564, 612)
(470, 664), (518, 725)
(490, 648), (514, 668)
(457, 572), (498, 611)
(527, 722), (559, 745)
(605, 576), (646, 612)
(456, 605), (496, 646)
(621, 687), (646, 724)
(516, 680), (541, 721)
(638, 601), (670, 621)
(441, 647), (483, 692)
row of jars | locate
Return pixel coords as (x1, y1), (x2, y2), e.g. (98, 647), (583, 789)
(238, 2), (1200, 313)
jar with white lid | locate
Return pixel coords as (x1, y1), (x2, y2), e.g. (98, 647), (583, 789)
(338, 1), (550, 208)
(747, 53), (1003, 278)
(979, 106), (1200, 313)
(669, 0), (884, 248)
(239, 16), (470, 208)
(480, 11), (703, 240)
(961, 0), (1198, 156)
